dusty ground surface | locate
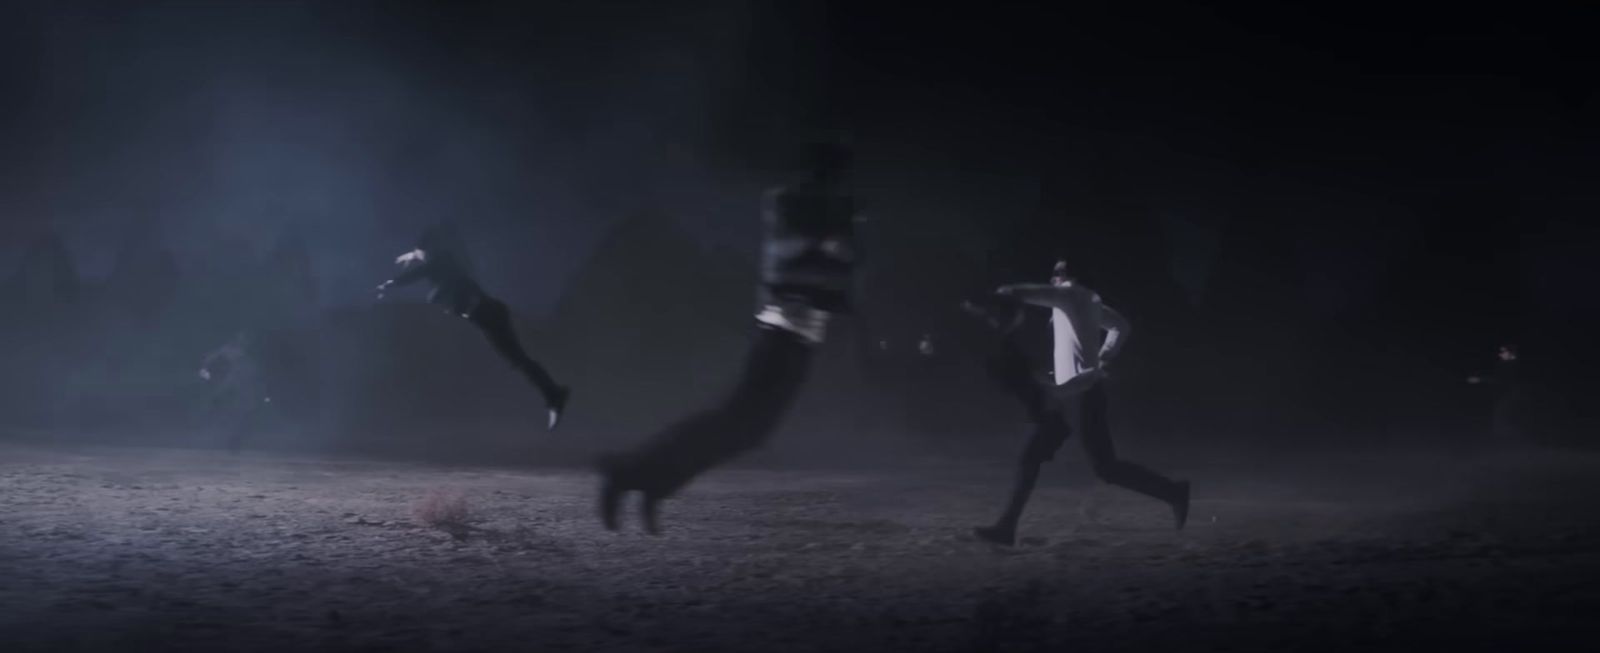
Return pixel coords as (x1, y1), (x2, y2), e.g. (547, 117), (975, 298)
(2, 440), (1599, 652)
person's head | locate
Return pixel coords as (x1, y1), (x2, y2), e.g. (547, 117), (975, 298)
(1498, 344), (1518, 362)
(1050, 260), (1071, 286)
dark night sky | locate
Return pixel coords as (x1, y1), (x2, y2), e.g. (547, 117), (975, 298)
(1, 1), (1595, 320)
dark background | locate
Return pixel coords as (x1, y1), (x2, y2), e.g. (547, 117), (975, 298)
(2, 1), (1595, 462)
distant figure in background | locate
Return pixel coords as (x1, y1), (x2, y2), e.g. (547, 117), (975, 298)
(597, 138), (858, 534)
(973, 261), (1190, 546)
(1467, 344), (1523, 446)
(376, 223), (570, 430)
(198, 331), (272, 452)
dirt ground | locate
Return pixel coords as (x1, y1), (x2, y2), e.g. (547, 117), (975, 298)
(2, 440), (1598, 652)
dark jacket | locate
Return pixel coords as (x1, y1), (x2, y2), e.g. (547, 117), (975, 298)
(757, 180), (857, 314)
(387, 248), (486, 316)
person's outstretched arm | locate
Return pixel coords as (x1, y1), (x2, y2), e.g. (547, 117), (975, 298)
(997, 284), (1068, 310)
(1100, 304), (1131, 364)
(377, 249), (432, 296)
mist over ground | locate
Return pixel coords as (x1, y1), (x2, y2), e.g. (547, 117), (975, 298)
(4, 3), (1596, 465)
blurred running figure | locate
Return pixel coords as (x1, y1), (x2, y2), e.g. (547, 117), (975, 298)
(198, 330), (272, 452)
(1467, 343), (1523, 446)
(973, 261), (1190, 546)
(597, 139), (858, 534)
(376, 223), (570, 430)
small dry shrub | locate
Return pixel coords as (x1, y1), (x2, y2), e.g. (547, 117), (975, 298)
(413, 487), (471, 531)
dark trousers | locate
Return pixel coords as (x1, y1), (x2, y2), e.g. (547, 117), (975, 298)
(993, 382), (1182, 528)
(616, 323), (813, 497)
(467, 297), (561, 403)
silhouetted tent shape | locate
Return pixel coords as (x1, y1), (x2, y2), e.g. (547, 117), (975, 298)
(0, 232), (82, 427)
(9, 231), (80, 304)
(173, 234), (274, 342)
(539, 212), (753, 440)
(106, 220), (180, 318)
(45, 218), (198, 434)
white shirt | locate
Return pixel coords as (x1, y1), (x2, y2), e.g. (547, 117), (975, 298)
(755, 300), (831, 345)
(1000, 281), (1130, 392)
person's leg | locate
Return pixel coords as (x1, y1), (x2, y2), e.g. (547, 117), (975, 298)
(974, 408), (1068, 546)
(469, 298), (561, 397)
(468, 297), (570, 427)
(600, 324), (812, 532)
(1075, 384), (1190, 529)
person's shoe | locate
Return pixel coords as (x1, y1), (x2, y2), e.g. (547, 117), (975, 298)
(972, 524), (1017, 546)
(1171, 480), (1192, 531)
(546, 385), (571, 431)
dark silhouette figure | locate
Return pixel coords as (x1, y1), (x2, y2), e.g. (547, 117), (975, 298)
(1467, 343), (1524, 446)
(198, 331), (272, 452)
(597, 139), (857, 534)
(974, 262), (1190, 546)
(376, 224), (570, 430)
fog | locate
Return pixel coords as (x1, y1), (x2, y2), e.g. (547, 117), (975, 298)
(2, 1), (1596, 466)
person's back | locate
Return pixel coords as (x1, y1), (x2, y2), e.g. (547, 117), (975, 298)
(392, 246), (483, 317)
(759, 157), (857, 318)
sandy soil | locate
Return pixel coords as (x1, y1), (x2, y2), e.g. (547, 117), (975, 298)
(2, 440), (1598, 652)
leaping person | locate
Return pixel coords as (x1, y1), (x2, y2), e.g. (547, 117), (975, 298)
(596, 139), (858, 534)
(375, 223), (571, 430)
